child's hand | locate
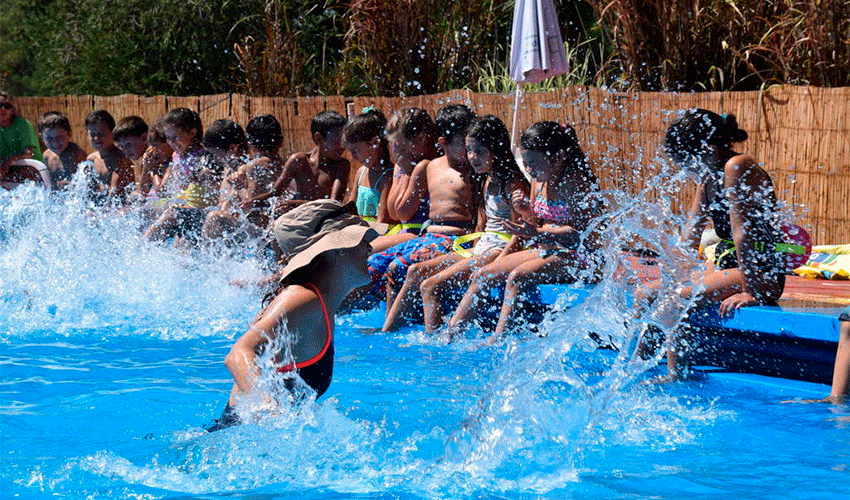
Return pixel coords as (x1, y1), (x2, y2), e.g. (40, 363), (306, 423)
(503, 219), (538, 239)
(718, 291), (756, 317)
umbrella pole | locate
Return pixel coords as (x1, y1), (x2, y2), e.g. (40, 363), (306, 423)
(510, 85), (523, 153)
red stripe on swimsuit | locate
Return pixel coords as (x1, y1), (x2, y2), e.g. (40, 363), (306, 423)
(277, 282), (333, 372)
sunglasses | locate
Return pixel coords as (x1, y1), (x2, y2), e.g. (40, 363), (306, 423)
(0, 103), (13, 110)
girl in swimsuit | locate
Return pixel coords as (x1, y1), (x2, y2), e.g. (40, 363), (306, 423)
(446, 121), (606, 343)
(343, 108), (395, 225)
(643, 109), (786, 381)
(381, 115), (532, 333)
(209, 200), (381, 430)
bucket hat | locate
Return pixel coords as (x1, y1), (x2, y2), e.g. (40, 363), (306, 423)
(273, 199), (385, 284)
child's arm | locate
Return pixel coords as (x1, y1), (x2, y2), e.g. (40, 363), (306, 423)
(376, 175), (395, 223)
(330, 160), (350, 202)
(390, 160), (429, 221)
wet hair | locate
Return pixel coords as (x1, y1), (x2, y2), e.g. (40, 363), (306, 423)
(162, 107), (203, 136)
(344, 108), (387, 144)
(85, 110), (116, 130)
(202, 119), (246, 150)
(663, 109), (748, 163)
(113, 116), (149, 141)
(385, 107), (436, 142)
(521, 121), (597, 185)
(435, 104), (475, 143)
(148, 119), (168, 144)
(344, 108), (391, 167)
(467, 115), (528, 198)
(38, 111), (71, 133)
(311, 110), (347, 139)
(246, 114), (283, 152)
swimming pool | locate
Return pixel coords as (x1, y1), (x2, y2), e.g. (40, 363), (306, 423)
(2, 185), (849, 499)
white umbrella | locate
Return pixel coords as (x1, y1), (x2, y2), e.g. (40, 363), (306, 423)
(508, 0), (569, 150)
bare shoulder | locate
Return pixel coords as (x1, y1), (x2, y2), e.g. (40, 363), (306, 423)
(86, 151), (99, 162)
(724, 153), (770, 188)
(261, 284), (324, 335)
(723, 153), (759, 178)
(426, 155), (448, 173)
(285, 151), (310, 168)
(414, 158), (433, 178)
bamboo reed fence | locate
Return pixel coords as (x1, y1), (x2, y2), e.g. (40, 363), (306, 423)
(15, 86), (849, 244)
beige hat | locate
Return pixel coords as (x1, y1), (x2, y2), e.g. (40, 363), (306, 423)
(273, 200), (385, 284)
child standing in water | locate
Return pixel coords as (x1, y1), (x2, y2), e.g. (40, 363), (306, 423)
(446, 121), (606, 343)
(645, 109), (787, 380)
(382, 115), (532, 332)
(207, 200), (382, 431)
(343, 108), (395, 225)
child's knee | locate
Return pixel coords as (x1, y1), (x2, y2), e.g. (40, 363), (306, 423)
(420, 275), (440, 297)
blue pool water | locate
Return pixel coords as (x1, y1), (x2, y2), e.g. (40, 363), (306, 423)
(2, 185), (849, 499)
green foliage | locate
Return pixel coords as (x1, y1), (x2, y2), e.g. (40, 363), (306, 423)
(1, 0), (846, 97)
(2, 0), (266, 95)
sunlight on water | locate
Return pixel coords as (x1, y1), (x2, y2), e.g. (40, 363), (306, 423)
(2, 129), (830, 500)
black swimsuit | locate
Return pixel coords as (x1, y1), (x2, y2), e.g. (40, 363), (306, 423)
(707, 173), (785, 279)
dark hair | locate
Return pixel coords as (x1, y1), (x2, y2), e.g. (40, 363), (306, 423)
(311, 110), (347, 139)
(344, 108), (387, 144)
(385, 107), (436, 142)
(435, 104), (475, 142)
(467, 115), (528, 198)
(148, 119), (168, 144)
(85, 110), (116, 130)
(521, 121), (596, 185)
(113, 116), (149, 141)
(38, 111), (71, 133)
(246, 114), (282, 152)
(663, 108), (748, 162)
(202, 119), (246, 150)
(344, 108), (391, 168)
(162, 107), (203, 136)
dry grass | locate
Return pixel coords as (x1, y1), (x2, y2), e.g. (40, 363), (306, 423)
(589, 0), (850, 91)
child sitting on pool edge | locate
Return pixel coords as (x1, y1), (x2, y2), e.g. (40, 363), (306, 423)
(368, 104), (481, 317)
(262, 110), (350, 218)
(343, 107), (395, 226)
(113, 115), (150, 191)
(382, 114), (533, 333)
(445, 121), (606, 343)
(38, 111), (87, 190)
(84, 109), (135, 203)
(202, 114), (285, 243)
(144, 108), (225, 243)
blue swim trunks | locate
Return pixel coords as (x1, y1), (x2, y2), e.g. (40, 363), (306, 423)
(367, 233), (456, 292)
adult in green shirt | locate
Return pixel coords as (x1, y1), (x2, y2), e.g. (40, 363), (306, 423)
(1, 90), (43, 181)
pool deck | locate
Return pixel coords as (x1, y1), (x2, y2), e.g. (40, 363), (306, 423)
(536, 275), (848, 385)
